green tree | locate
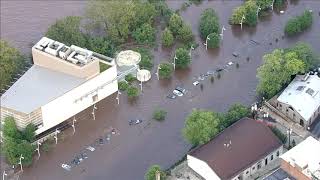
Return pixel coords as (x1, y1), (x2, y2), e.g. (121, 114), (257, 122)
(222, 104), (250, 128)
(168, 13), (184, 36)
(230, 0), (258, 26)
(257, 49), (306, 98)
(175, 48), (191, 69)
(0, 40), (26, 91)
(125, 74), (136, 84)
(145, 165), (166, 180)
(2, 117), (21, 140)
(86, 1), (135, 43)
(159, 63), (173, 79)
(118, 81), (129, 91)
(153, 108), (167, 121)
(87, 36), (116, 57)
(127, 86), (139, 98)
(285, 42), (319, 70)
(182, 109), (221, 146)
(256, 0), (273, 10)
(133, 2), (157, 28)
(177, 24), (193, 43)
(132, 23), (156, 45)
(161, 28), (174, 47)
(284, 10), (313, 36)
(135, 48), (154, 70)
(199, 8), (220, 39)
(46, 16), (87, 47)
(22, 124), (36, 143)
(17, 140), (35, 166)
(207, 33), (220, 48)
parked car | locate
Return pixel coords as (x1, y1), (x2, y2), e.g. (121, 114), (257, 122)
(173, 89), (183, 97)
(81, 153), (88, 160)
(175, 87), (186, 94)
(193, 81), (200, 86)
(129, 119), (142, 125)
(61, 163), (71, 171)
(167, 94), (176, 99)
(71, 158), (80, 166)
(206, 70), (215, 75)
(216, 68), (224, 72)
(86, 146), (95, 152)
(232, 52), (239, 57)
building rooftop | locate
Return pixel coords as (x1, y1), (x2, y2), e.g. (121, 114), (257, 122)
(189, 117), (282, 180)
(277, 74), (320, 121)
(263, 168), (296, 180)
(280, 136), (320, 179)
(1, 65), (85, 113)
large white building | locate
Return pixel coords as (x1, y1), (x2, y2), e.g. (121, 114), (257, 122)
(274, 74), (320, 128)
(187, 118), (283, 180)
(0, 37), (118, 135)
(280, 136), (320, 180)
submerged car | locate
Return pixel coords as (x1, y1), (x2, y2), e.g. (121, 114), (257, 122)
(173, 90), (183, 97)
(193, 81), (200, 86)
(167, 94), (176, 99)
(175, 87), (186, 94)
(86, 146), (95, 152)
(61, 163), (71, 171)
(129, 119), (142, 125)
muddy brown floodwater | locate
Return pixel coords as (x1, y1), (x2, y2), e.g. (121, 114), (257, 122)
(1, 1), (320, 180)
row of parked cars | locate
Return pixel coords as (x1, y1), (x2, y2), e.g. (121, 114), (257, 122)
(61, 129), (117, 171)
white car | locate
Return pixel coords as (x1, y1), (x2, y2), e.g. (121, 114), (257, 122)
(193, 81), (200, 86)
(173, 90), (183, 97)
(61, 163), (71, 171)
(86, 146), (95, 152)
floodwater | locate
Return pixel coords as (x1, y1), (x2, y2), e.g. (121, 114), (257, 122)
(1, 1), (320, 180)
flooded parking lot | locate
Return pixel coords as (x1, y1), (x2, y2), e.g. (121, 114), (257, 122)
(1, 1), (320, 180)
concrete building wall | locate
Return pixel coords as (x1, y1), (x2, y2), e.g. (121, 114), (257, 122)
(280, 159), (310, 180)
(36, 65), (118, 134)
(32, 48), (99, 79)
(187, 155), (221, 180)
(231, 146), (283, 180)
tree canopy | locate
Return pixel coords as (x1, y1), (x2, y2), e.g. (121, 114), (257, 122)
(132, 23), (156, 45)
(183, 109), (221, 146)
(161, 28), (174, 47)
(230, 0), (258, 26)
(174, 48), (191, 69)
(207, 33), (220, 48)
(159, 62), (173, 79)
(0, 40), (26, 91)
(257, 49), (306, 98)
(144, 165), (166, 180)
(285, 10), (313, 36)
(199, 8), (220, 39)
(221, 104), (251, 129)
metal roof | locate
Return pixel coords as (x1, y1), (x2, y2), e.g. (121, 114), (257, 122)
(277, 74), (320, 121)
(189, 118), (282, 180)
(1, 65), (85, 114)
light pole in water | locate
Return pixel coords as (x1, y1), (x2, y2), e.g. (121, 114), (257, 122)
(18, 154), (24, 172)
(220, 26), (226, 40)
(54, 129), (60, 144)
(72, 117), (76, 135)
(35, 141), (41, 159)
(287, 128), (292, 148)
(204, 35), (210, 50)
(256, 6), (262, 18)
(116, 90), (121, 105)
(189, 45), (194, 57)
(173, 55), (177, 70)
(92, 104), (97, 120)
(155, 65), (161, 80)
(240, 15), (246, 30)
(3, 170), (7, 180)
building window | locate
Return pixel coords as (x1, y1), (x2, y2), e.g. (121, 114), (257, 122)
(276, 151), (280, 157)
(257, 162), (262, 169)
(271, 155), (274, 161)
(265, 158), (268, 165)
(252, 167), (255, 170)
(246, 171), (249, 175)
(280, 104), (282, 108)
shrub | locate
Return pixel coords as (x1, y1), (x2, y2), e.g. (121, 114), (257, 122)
(125, 74), (136, 84)
(159, 63), (173, 79)
(230, 0), (258, 26)
(177, 24), (193, 43)
(285, 10), (313, 36)
(168, 13), (184, 36)
(145, 165), (166, 180)
(199, 8), (220, 39)
(207, 33), (220, 48)
(135, 48), (154, 70)
(118, 81), (129, 91)
(153, 108), (167, 121)
(127, 86), (139, 98)
(174, 48), (191, 69)
(161, 28), (174, 47)
(87, 37), (116, 57)
(132, 23), (156, 45)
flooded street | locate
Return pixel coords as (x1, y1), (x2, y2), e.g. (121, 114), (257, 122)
(1, 1), (320, 180)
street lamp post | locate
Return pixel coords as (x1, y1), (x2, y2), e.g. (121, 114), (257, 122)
(116, 90), (121, 105)
(204, 35), (210, 50)
(2, 170), (7, 180)
(189, 45), (194, 57)
(240, 15), (246, 30)
(155, 65), (161, 80)
(256, 6), (262, 18)
(173, 55), (177, 70)
(220, 26), (226, 40)
(54, 129), (60, 144)
(287, 128), (292, 148)
(92, 104), (97, 120)
(72, 117), (76, 135)
(18, 154), (24, 172)
(35, 141), (41, 158)
(271, 0), (275, 10)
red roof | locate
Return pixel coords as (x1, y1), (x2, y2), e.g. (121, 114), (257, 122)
(189, 117), (282, 179)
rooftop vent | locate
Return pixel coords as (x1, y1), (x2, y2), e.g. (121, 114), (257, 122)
(306, 88), (315, 96)
(296, 86), (306, 91)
